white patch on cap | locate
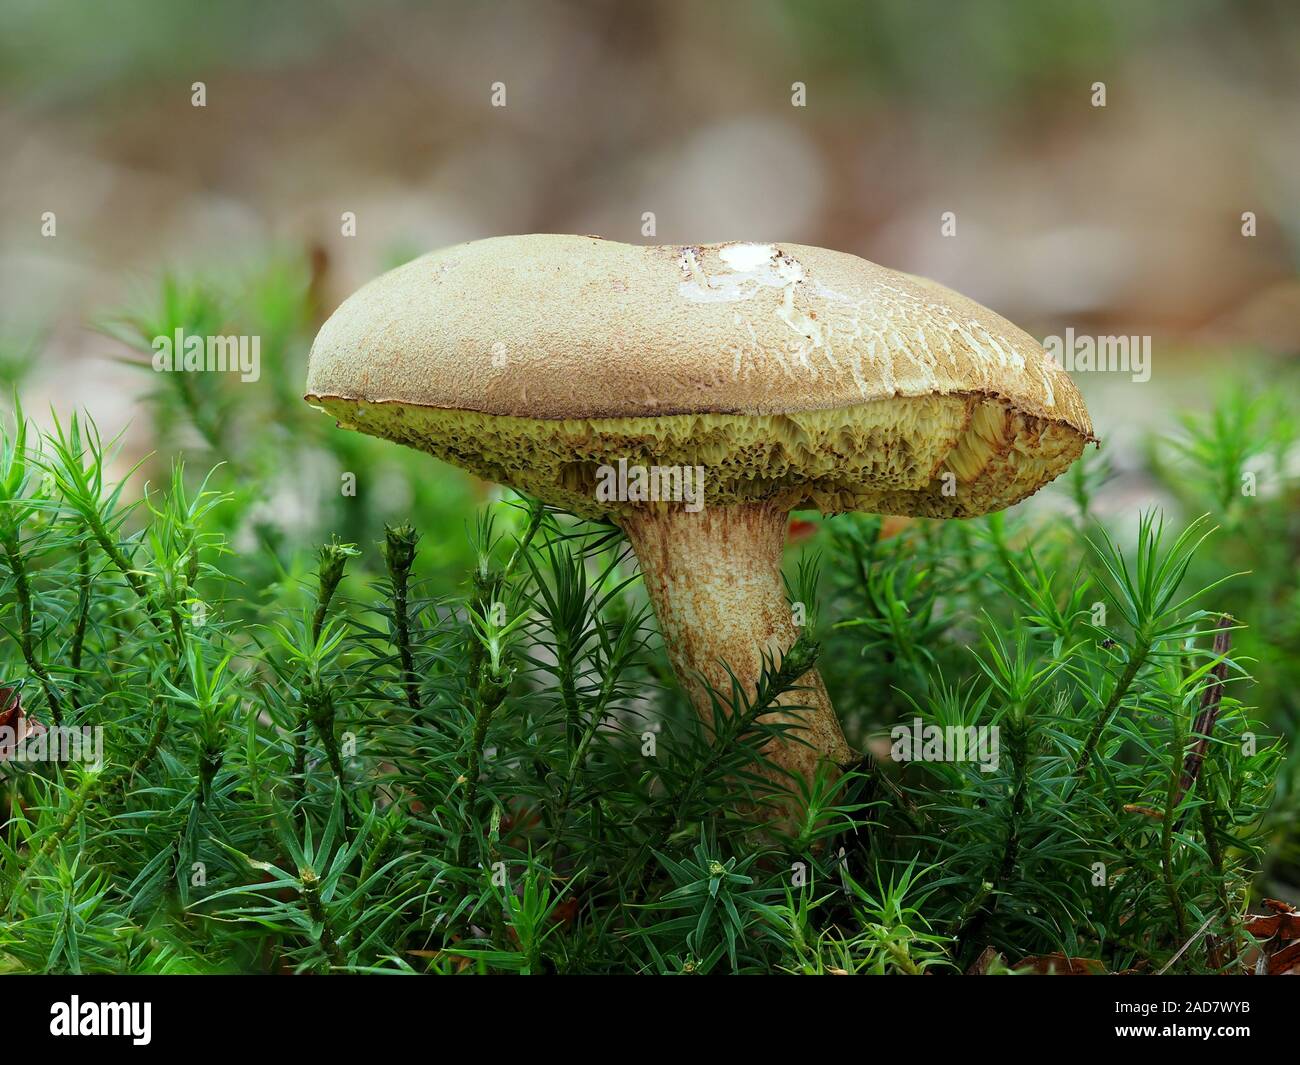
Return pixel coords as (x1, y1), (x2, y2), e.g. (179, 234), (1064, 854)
(678, 243), (805, 305)
(718, 242), (777, 271)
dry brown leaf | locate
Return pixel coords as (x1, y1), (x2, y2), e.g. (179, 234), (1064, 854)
(1013, 953), (1106, 975)
(1266, 940), (1300, 976)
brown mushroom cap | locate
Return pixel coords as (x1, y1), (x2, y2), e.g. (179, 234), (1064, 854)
(306, 234), (1094, 519)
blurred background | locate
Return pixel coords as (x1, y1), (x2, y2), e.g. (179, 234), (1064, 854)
(0, 0), (1298, 894)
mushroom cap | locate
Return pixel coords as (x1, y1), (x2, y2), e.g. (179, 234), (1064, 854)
(306, 234), (1094, 519)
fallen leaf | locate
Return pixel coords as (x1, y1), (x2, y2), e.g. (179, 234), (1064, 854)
(1267, 940), (1300, 976)
(1242, 897), (1300, 974)
(1013, 953), (1106, 975)
(0, 686), (44, 761)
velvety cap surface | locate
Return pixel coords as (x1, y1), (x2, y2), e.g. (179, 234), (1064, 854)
(306, 234), (1092, 431)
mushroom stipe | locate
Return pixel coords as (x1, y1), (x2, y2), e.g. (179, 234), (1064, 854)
(306, 235), (1094, 819)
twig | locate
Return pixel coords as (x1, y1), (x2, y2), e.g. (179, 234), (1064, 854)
(1172, 615), (1232, 826)
(1156, 912), (1216, 975)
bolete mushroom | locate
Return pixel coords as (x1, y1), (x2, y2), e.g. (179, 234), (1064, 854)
(305, 235), (1093, 799)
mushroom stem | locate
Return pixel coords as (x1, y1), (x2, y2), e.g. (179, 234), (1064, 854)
(621, 502), (854, 797)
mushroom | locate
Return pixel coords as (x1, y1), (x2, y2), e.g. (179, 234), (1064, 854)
(305, 235), (1094, 801)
